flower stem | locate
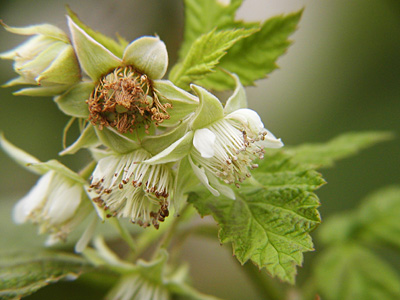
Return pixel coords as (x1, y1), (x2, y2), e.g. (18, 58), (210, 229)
(109, 218), (136, 252)
(79, 160), (97, 179)
(151, 203), (190, 259)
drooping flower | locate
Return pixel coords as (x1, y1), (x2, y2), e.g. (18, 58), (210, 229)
(14, 170), (91, 245)
(0, 134), (93, 245)
(0, 21), (81, 96)
(89, 149), (173, 229)
(144, 75), (283, 198)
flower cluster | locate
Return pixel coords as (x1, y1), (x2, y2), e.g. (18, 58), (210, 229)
(0, 10), (283, 246)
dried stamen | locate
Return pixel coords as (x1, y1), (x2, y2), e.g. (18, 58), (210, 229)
(87, 66), (171, 134)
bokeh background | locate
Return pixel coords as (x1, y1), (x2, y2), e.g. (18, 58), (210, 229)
(0, 0), (399, 299)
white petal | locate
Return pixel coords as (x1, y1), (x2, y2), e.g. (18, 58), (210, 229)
(207, 171), (236, 200)
(227, 108), (264, 132)
(45, 181), (82, 225)
(260, 129), (284, 148)
(13, 172), (53, 223)
(193, 128), (216, 158)
(188, 156), (219, 196)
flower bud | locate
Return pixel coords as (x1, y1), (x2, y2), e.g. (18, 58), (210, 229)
(0, 22), (81, 96)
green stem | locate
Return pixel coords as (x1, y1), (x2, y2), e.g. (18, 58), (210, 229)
(62, 117), (76, 149)
(109, 218), (137, 252)
(79, 160), (97, 179)
(151, 203), (190, 259)
(242, 262), (283, 300)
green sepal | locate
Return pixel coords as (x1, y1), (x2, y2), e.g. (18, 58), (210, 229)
(29, 159), (86, 184)
(66, 7), (126, 57)
(223, 72), (247, 114)
(0, 21), (69, 42)
(13, 85), (72, 97)
(37, 45), (81, 85)
(94, 127), (140, 154)
(144, 131), (194, 164)
(141, 119), (191, 155)
(122, 36), (168, 80)
(0, 133), (42, 175)
(190, 84), (224, 130)
(54, 81), (94, 118)
(67, 16), (122, 81)
(173, 156), (198, 213)
(60, 124), (100, 156)
(153, 80), (199, 127)
(2, 76), (34, 87)
(15, 42), (68, 83)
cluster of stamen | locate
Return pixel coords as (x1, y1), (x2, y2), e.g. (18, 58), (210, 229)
(87, 66), (172, 134)
(194, 120), (267, 188)
(89, 152), (172, 229)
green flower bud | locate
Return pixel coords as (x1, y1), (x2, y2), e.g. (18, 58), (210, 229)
(0, 22), (81, 96)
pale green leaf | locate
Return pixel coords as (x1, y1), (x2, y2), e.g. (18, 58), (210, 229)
(315, 244), (400, 300)
(198, 11), (303, 90)
(287, 131), (394, 169)
(179, 0), (243, 58)
(0, 251), (93, 300)
(169, 28), (257, 90)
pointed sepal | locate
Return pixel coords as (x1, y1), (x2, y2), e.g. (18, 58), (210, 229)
(54, 81), (94, 118)
(67, 16), (122, 81)
(190, 84), (224, 130)
(224, 73), (247, 114)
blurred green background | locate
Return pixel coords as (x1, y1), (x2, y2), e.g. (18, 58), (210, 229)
(0, 0), (399, 299)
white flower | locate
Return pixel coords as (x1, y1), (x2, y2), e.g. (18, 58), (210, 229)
(191, 108), (283, 188)
(143, 78), (284, 199)
(89, 149), (172, 228)
(13, 171), (90, 245)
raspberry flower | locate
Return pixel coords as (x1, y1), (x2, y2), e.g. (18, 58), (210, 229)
(89, 149), (173, 229)
(0, 135), (94, 245)
(145, 75), (283, 198)
(0, 22), (81, 96)
(55, 11), (198, 142)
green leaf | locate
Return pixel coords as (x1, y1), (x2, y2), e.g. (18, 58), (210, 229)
(198, 10), (303, 90)
(189, 150), (323, 283)
(319, 186), (400, 250)
(169, 28), (257, 90)
(179, 0), (243, 59)
(287, 131), (394, 169)
(0, 251), (94, 300)
(315, 244), (400, 300)
(357, 186), (400, 250)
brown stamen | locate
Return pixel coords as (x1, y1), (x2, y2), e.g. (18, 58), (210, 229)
(87, 66), (171, 134)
